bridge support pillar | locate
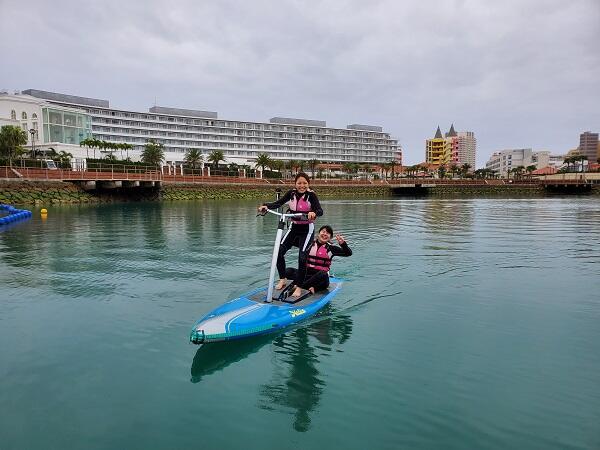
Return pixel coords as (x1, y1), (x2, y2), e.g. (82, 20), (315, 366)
(99, 181), (122, 189)
(80, 181), (96, 190)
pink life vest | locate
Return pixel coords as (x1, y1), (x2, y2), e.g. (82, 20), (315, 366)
(306, 241), (332, 272)
(288, 191), (313, 224)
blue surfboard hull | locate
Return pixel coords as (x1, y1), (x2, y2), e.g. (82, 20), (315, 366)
(190, 278), (343, 344)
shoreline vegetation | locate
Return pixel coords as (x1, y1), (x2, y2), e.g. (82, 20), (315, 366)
(1, 179), (598, 206)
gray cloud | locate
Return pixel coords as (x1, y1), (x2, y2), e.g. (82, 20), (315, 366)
(1, 0), (599, 165)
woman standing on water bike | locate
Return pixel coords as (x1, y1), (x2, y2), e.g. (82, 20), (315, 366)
(257, 172), (323, 290)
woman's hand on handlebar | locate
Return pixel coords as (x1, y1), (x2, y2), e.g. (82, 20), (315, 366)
(257, 205), (268, 213)
(307, 212), (316, 220)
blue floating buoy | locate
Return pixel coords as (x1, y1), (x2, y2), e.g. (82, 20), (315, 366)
(0, 204), (33, 227)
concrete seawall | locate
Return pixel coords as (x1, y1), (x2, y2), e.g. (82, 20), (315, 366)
(1, 179), (598, 205)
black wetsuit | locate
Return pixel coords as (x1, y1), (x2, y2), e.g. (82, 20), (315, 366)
(286, 240), (352, 292)
(263, 189), (323, 281)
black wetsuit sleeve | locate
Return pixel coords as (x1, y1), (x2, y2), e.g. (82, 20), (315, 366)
(330, 242), (352, 257)
(309, 192), (324, 217)
(263, 190), (293, 209)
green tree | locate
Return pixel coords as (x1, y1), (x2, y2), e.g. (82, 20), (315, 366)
(208, 150), (225, 170)
(287, 159), (298, 176)
(438, 165), (447, 179)
(512, 165), (525, 179)
(577, 154), (588, 172)
(461, 163), (471, 177)
(526, 165), (537, 177)
(308, 158), (320, 177)
(342, 162), (353, 178)
(117, 142), (133, 160)
(227, 162), (240, 176)
(184, 149), (203, 169)
(255, 153), (272, 174)
(563, 155), (574, 172)
(80, 137), (102, 159)
(58, 151), (73, 168)
(141, 140), (165, 167)
(270, 159), (284, 173)
(0, 125), (28, 165)
(448, 163), (459, 178)
(389, 159), (397, 179)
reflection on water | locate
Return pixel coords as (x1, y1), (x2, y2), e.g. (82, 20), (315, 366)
(259, 312), (353, 432)
(190, 334), (273, 383)
(190, 309), (353, 432)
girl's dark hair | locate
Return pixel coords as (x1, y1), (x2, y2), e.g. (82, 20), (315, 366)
(295, 172), (310, 183)
(319, 225), (333, 236)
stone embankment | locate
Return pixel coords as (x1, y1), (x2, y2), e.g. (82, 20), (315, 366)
(160, 183), (391, 200)
(1, 179), (598, 205)
(0, 180), (158, 205)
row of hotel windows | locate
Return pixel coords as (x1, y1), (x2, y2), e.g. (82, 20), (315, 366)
(11, 110), (37, 120)
(91, 135), (392, 153)
(92, 120), (390, 143)
(91, 126), (391, 147)
(95, 136), (392, 152)
(78, 107), (387, 138)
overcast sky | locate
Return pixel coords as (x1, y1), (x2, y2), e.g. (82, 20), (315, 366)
(1, 0), (599, 166)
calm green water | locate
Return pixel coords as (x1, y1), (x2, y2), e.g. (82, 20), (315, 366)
(1, 198), (600, 450)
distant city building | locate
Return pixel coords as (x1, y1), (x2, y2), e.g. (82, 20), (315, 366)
(425, 124), (476, 168)
(548, 153), (567, 169)
(456, 131), (476, 168)
(0, 90), (401, 166)
(579, 131), (599, 162)
(426, 126), (447, 166)
(485, 148), (549, 177)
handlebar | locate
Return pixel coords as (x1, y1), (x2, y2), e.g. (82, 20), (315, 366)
(257, 208), (308, 220)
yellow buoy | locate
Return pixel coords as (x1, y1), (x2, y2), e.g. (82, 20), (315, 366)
(41, 208), (48, 216)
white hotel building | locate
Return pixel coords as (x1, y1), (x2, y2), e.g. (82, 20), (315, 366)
(0, 89), (401, 166)
(485, 148), (550, 177)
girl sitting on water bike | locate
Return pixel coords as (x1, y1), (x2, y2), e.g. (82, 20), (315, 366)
(285, 225), (352, 298)
(257, 172), (323, 291)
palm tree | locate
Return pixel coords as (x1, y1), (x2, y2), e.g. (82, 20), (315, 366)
(448, 163), (458, 178)
(308, 158), (320, 177)
(526, 165), (537, 177)
(208, 150), (225, 170)
(512, 165), (525, 180)
(461, 163), (471, 177)
(389, 159), (397, 180)
(438, 165), (447, 179)
(342, 162), (353, 178)
(184, 149), (203, 169)
(122, 143), (133, 160)
(58, 151), (73, 168)
(115, 142), (133, 160)
(0, 125), (28, 166)
(270, 159), (284, 173)
(227, 162), (239, 176)
(255, 153), (272, 175)
(287, 159), (298, 177)
(141, 140), (165, 167)
(577, 155), (588, 172)
(82, 137), (102, 159)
